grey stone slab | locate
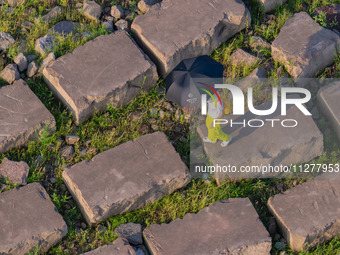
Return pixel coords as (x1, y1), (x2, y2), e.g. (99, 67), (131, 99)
(0, 31), (15, 51)
(83, 1), (102, 21)
(258, 0), (287, 12)
(35, 34), (56, 56)
(36, 6), (63, 23)
(144, 198), (271, 255)
(229, 48), (258, 66)
(197, 95), (323, 182)
(50, 21), (80, 36)
(131, 0), (251, 77)
(268, 173), (340, 252)
(0, 63), (19, 84)
(43, 30), (158, 124)
(0, 157), (29, 185)
(0, 183), (68, 255)
(272, 12), (340, 78)
(0, 79), (56, 154)
(317, 81), (340, 141)
(114, 223), (143, 246)
(63, 132), (190, 224)
(83, 237), (136, 255)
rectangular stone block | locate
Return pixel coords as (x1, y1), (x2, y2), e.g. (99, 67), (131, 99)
(268, 173), (340, 252)
(131, 0), (251, 77)
(0, 183), (68, 255)
(143, 198), (271, 254)
(0, 79), (56, 154)
(82, 237), (135, 255)
(317, 81), (340, 141)
(272, 12), (340, 78)
(197, 95), (324, 182)
(43, 30), (158, 124)
(63, 132), (190, 225)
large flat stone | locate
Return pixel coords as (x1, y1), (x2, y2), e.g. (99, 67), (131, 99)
(197, 95), (323, 182)
(43, 31), (158, 124)
(131, 0), (251, 77)
(272, 12), (340, 78)
(83, 237), (136, 255)
(268, 173), (340, 252)
(317, 81), (340, 141)
(0, 183), (68, 255)
(0, 79), (56, 154)
(63, 132), (190, 224)
(144, 198), (271, 254)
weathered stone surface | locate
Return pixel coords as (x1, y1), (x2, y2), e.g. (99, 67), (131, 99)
(0, 183), (68, 255)
(272, 12), (340, 78)
(83, 237), (136, 255)
(250, 36), (271, 52)
(0, 63), (19, 84)
(114, 223), (143, 246)
(50, 21), (80, 36)
(229, 48), (258, 66)
(63, 132), (190, 224)
(0, 79), (56, 154)
(40, 52), (55, 70)
(258, 0), (287, 12)
(7, 0), (25, 6)
(14, 53), (27, 72)
(43, 31), (158, 124)
(0, 31), (15, 51)
(131, 0), (251, 76)
(35, 34), (56, 56)
(197, 95), (324, 182)
(26, 54), (37, 63)
(317, 81), (340, 141)
(234, 66), (267, 92)
(144, 198), (271, 254)
(115, 19), (128, 31)
(37, 6), (63, 23)
(83, 1), (102, 21)
(0, 157), (29, 185)
(111, 5), (124, 19)
(102, 20), (114, 32)
(26, 60), (38, 77)
(137, 0), (160, 13)
(65, 135), (80, 145)
(268, 173), (340, 251)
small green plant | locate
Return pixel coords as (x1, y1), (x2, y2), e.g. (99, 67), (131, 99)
(313, 11), (328, 27)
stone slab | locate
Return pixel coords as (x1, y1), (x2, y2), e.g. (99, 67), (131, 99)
(197, 95), (324, 182)
(0, 157), (29, 185)
(272, 12), (340, 78)
(83, 237), (136, 255)
(0, 79), (56, 154)
(258, 0), (287, 12)
(144, 198), (271, 255)
(0, 183), (68, 255)
(63, 132), (190, 224)
(268, 173), (340, 251)
(317, 81), (340, 141)
(50, 21), (80, 36)
(131, 0), (251, 77)
(114, 223), (143, 246)
(43, 30), (158, 124)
